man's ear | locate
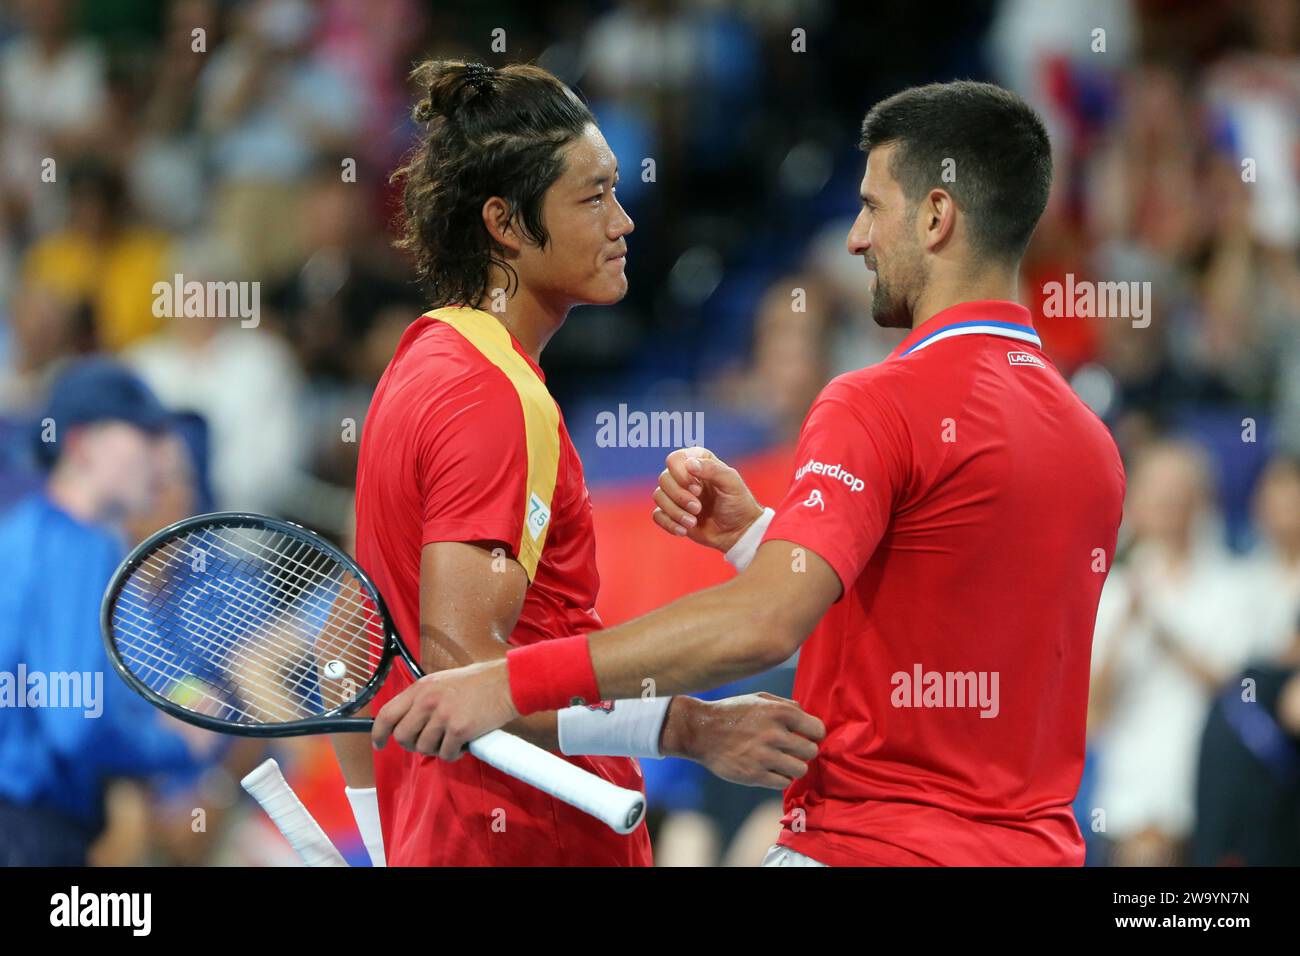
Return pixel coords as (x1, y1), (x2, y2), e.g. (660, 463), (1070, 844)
(920, 188), (957, 252)
(481, 197), (521, 255)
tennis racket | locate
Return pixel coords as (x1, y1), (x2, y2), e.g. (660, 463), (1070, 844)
(101, 511), (646, 834)
(241, 758), (348, 867)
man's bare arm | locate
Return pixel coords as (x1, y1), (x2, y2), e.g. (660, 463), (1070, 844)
(416, 540), (560, 749)
(405, 540), (829, 777)
(586, 540), (841, 700)
(331, 541), (545, 777)
(370, 538), (840, 759)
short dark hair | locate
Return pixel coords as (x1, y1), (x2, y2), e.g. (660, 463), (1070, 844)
(392, 60), (595, 306)
(859, 80), (1052, 262)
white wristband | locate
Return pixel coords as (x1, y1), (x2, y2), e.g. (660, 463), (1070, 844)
(557, 696), (673, 758)
(344, 786), (386, 867)
(724, 507), (775, 572)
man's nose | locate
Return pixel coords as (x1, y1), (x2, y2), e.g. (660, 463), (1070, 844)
(846, 210), (870, 255)
(610, 196), (634, 238)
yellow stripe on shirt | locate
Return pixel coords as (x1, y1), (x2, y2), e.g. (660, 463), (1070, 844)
(428, 306), (560, 580)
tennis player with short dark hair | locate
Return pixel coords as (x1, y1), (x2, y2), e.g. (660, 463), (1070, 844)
(345, 60), (825, 866)
(373, 80), (1128, 867)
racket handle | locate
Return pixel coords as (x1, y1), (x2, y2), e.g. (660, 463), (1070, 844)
(468, 730), (647, 835)
(241, 758), (349, 867)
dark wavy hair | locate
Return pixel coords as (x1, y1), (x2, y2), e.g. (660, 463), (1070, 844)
(391, 60), (595, 306)
(859, 80), (1052, 263)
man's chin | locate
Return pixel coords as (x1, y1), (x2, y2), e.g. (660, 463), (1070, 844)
(870, 300), (912, 330)
(867, 274), (909, 329)
(587, 278), (629, 306)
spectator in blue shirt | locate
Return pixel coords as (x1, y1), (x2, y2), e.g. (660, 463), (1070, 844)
(0, 358), (199, 865)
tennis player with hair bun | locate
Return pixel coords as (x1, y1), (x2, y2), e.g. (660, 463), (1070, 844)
(374, 80), (1127, 867)
(341, 60), (825, 867)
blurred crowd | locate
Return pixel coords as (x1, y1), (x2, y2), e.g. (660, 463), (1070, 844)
(0, 0), (1297, 865)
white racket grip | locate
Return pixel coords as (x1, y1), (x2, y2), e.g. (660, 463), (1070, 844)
(468, 730), (647, 834)
(241, 759), (349, 867)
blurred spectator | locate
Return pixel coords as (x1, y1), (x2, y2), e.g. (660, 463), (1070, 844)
(1193, 611), (1300, 866)
(121, 413), (215, 545)
(1203, 0), (1300, 253)
(1089, 440), (1277, 864)
(711, 273), (832, 443)
(131, 0), (220, 234)
(0, 359), (198, 865)
(0, 283), (86, 411)
(0, 0), (107, 236)
(198, 0), (361, 279)
(266, 162), (419, 386)
(124, 237), (306, 513)
(1241, 456), (1300, 643)
(1183, 455), (1300, 865)
(987, 0), (1136, 125)
(314, 0), (427, 176)
(20, 157), (170, 352)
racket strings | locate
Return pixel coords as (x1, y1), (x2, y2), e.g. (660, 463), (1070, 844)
(203, 530), (385, 681)
(114, 529), (381, 722)
(108, 615), (300, 723)
(118, 533), (369, 701)
(112, 555), (345, 723)
(168, 527), (379, 636)
(169, 525), (387, 675)
(113, 589), (322, 724)
(158, 526), (381, 672)
(133, 530), (379, 679)
(109, 523), (386, 726)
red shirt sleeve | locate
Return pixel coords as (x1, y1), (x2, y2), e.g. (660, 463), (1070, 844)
(763, 376), (912, 593)
(414, 372), (529, 556)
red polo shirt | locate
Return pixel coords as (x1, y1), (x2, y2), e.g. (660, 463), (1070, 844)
(355, 306), (651, 866)
(764, 300), (1125, 866)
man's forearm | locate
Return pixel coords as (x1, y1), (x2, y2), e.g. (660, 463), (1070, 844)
(503, 712), (562, 750)
(585, 576), (800, 701)
(505, 544), (840, 717)
(423, 624), (681, 756)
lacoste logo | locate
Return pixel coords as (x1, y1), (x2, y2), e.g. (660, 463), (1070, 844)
(1007, 351), (1046, 369)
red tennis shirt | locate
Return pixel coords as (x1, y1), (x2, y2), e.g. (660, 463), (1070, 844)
(764, 300), (1125, 866)
(354, 306), (652, 866)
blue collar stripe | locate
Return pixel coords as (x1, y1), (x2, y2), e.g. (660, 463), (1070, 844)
(901, 320), (1041, 357)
